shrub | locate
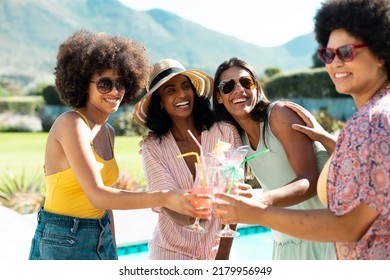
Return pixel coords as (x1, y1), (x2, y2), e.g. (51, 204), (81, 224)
(114, 171), (145, 191)
(42, 85), (63, 105)
(313, 108), (345, 135)
(0, 168), (45, 214)
(0, 77), (26, 97)
(110, 109), (148, 136)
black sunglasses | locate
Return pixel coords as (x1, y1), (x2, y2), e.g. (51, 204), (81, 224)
(317, 44), (367, 64)
(218, 76), (256, 94)
(90, 77), (132, 94)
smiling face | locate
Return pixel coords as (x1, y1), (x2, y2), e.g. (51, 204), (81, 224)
(325, 29), (387, 108)
(216, 66), (257, 120)
(158, 74), (195, 122)
(88, 69), (124, 114)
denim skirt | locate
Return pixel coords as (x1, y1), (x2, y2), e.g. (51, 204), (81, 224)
(28, 209), (118, 260)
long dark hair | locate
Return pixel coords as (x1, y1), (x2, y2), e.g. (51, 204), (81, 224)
(212, 57), (271, 143)
(146, 78), (214, 138)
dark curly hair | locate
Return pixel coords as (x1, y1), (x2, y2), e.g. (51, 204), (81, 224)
(54, 29), (151, 108)
(146, 78), (214, 138)
(314, 0), (390, 77)
(212, 57), (270, 140)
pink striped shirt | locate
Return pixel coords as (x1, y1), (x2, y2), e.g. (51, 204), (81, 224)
(142, 121), (242, 259)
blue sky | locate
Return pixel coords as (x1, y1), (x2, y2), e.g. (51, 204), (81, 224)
(119, 0), (324, 47)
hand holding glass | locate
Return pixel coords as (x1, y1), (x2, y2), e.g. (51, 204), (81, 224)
(184, 163), (214, 233)
(215, 146), (248, 238)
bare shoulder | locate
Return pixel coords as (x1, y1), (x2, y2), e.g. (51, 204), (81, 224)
(270, 101), (305, 129)
(50, 111), (87, 135)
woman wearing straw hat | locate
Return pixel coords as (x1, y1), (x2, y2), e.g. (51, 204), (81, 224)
(28, 31), (208, 260)
(134, 58), (243, 260)
(211, 57), (336, 260)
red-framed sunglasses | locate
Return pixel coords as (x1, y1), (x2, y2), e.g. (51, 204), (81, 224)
(317, 43), (367, 64)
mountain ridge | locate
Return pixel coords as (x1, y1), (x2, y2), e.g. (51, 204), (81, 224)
(0, 0), (318, 83)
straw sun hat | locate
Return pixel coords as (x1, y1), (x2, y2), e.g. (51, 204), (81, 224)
(133, 58), (214, 126)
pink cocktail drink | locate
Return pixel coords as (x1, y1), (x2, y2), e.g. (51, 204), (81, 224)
(189, 187), (213, 214)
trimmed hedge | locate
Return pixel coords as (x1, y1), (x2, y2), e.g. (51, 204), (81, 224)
(0, 96), (44, 115)
(264, 67), (346, 99)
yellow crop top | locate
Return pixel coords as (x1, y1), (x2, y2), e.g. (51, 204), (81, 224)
(317, 155), (332, 207)
(44, 111), (119, 218)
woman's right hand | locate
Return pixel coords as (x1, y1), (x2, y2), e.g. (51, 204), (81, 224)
(164, 189), (212, 219)
(284, 102), (327, 141)
(285, 102), (337, 154)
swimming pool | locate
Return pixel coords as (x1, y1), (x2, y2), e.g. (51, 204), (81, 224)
(118, 226), (273, 260)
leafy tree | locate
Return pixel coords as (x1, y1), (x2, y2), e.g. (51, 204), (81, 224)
(264, 67), (281, 78)
(42, 85), (63, 105)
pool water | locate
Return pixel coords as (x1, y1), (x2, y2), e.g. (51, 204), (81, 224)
(118, 226), (273, 260)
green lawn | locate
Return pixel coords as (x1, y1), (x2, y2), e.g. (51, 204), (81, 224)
(0, 132), (145, 186)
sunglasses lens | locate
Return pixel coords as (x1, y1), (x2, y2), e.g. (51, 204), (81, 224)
(219, 79), (235, 94)
(219, 77), (256, 94)
(337, 45), (354, 62)
(94, 78), (131, 94)
(318, 48), (335, 64)
(96, 78), (113, 94)
(239, 77), (255, 90)
(115, 78), (131, 93)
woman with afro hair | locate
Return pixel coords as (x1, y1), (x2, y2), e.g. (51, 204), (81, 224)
(28, 30), (208, 260)
(213, 0), (390, 260)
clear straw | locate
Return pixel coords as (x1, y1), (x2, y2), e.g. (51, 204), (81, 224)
(229, 145), (249, 162)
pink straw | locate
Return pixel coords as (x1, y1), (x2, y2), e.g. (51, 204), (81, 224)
(187, 130), (205, 167)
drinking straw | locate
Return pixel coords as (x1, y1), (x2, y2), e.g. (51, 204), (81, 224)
(225, 165), (242, 194)
(176, 152), (205, 186)
(225, 148), (270, 194)
(239, 149), (269, 168)
(187, 129), (206, 166)
(176, 152), (200, 165)
(187, 130), (208, 187)
(229, 145), (249, 162)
